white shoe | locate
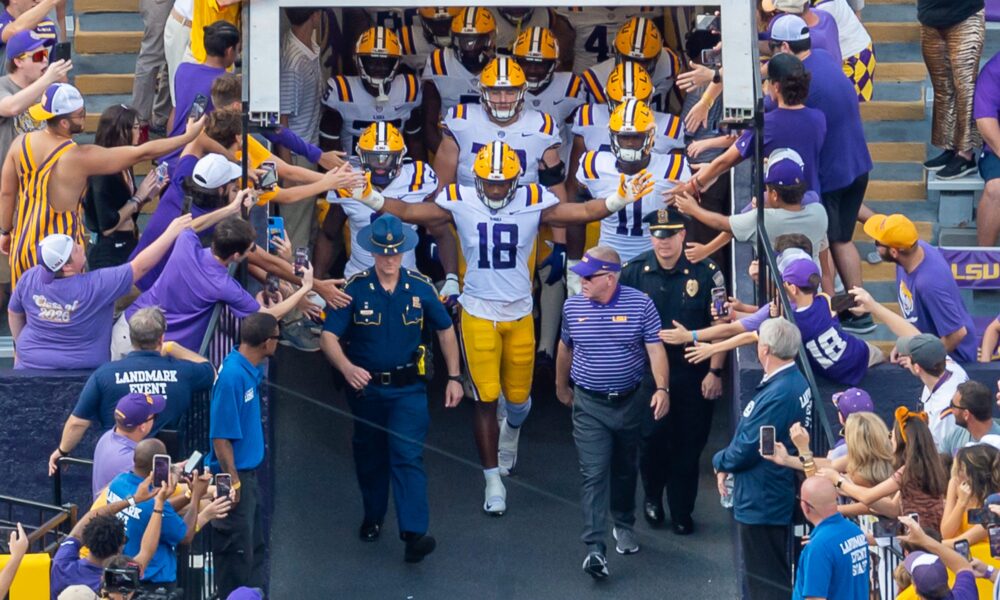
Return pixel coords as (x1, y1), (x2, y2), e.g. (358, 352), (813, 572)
(498, 418), (520, 476)
(484, 476), (507, 516)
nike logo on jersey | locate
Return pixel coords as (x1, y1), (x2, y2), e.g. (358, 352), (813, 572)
(552, 99), (565, 105)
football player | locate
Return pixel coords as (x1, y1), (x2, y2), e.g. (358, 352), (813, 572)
(580, 16), (681, 113)
(320, 122), (438, 279)
(346, 140), (655, 515)
(320, 27), (424, 160)
(395, 7), (461, 72)
(421, 7), (496, 153)
(492, 8), (554, 54)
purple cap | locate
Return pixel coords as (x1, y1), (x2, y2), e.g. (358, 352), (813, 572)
(226, 588), (264, 600)
(114, 393), (165, 428)
(904, 551), (949, 596)
(780, 258), (819, 287)
(833, 388), (873, 418)
(764, 148), (805, 186)
(7, 30), (47, 61)
(570, 250), (622, 277)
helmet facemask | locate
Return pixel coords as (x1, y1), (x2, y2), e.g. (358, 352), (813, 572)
(454, 32), (494, 72)
(610, 130), (654, 173)
(482, 86), (525, 122)
(498, 7), (533, 26)
(357, 146), (405, 189)
(476, 176), (519, 211)
(356, 53), (400, 102)
(517, 57), (555, 92)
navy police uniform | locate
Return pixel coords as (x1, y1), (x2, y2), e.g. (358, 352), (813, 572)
(323, 216), (453, 543)
(619, 207), (725, 532)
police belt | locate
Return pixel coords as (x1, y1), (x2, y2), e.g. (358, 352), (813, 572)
(369, 363), (420, 387)
(577, 382), (641, 401)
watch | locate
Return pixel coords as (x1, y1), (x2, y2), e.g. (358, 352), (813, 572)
(835, 477), (845, 489)
(126, 495), (137, 508)
(712, 67), (721, 84)
(709, 368), (723, 377)
(656, 387), (670, 394)
(447, 374), (462, 382)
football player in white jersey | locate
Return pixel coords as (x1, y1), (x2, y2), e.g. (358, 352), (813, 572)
(320, 27), (424, 160)
(491, 8), (554, 54)
(421, 7), (496, 153)
(580, 16), (681, 113)
(395, 7), (461, 73)
(346, 140), (655, 515)
(321, 122), (438, 279)
(575, 99), (691, 262)
(551, 7), (661, 73)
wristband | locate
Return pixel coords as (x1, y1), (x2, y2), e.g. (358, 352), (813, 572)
(988, 566), (996, 580)
(232, 480), (242, 491)
(656, 387), (670, 394)
(447, 375), (462, 382)
(691, 330), (699, 343)
(710, 367), (723, 377)
(0, 225), (9, 235)
(152, 509), (163, 515)
(57, 447), (68, 457)
(604, 192), (630, 213)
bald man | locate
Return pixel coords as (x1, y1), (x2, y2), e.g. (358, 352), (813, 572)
(791, 477), (869, 600)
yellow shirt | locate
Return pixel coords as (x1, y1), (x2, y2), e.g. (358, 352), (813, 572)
(190, 0), (241, 64)
(236, 137), (279, 204)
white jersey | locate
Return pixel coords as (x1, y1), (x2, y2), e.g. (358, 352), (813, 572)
(554, 6), (661, 72)
(442, 103), (561, 188)
(572, 103), (684, 155)
(525, 72), (586, 166)
(814, 0), (872, 58)
(435, 183), (558, 321)
(397, 24), (443, 73)
(322, 73), (422, 153)
(576, 149), (690, 260)
(492, 8), (554, 54)
(422, 48), (482, 116)
(327, 161), (438, 278)
(581, 51), (680, 113)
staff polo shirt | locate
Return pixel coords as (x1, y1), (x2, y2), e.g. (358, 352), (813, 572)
(107, 471), (187, 584)
(207, 349), (266, 472)
(792, 513), (869, 600)
(560, 284), (662, 392)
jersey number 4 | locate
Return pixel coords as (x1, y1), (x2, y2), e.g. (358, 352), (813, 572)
(805, 328), (848, 368)
(477, 222), (518, 269)
(584, 26), (610, 63)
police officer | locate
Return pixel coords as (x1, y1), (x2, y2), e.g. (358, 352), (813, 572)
(619, 207), (726, 535)
(320, 214), (464, 563)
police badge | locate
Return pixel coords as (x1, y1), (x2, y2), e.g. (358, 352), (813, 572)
(686, 279), (699, 297)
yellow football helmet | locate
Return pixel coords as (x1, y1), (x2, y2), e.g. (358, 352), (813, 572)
(609, 99), (656, 170)
(418, 7), (460, 48)
(605, 62), (654, 113)
(355, 122), (407, 188)
(473, 140), (522, 210)
(355, 27), (402, 98)
(512, 27), (559, 92)
(451, 7), (496, 72)
(614, 17), (662, 75)
(479, 56), (527, 122)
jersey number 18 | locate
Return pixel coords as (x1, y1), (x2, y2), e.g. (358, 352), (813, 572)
(805, 328), (848, 368)
(477, 222), (518, 269)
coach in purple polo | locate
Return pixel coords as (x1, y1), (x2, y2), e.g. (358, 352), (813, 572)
(555, 245), (670, 581)
(91, 393), (165, 499)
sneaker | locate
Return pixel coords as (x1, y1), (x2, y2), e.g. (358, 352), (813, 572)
(936, 154), (977, 180)
(613, 527), (639, 555)
(403, 533), (437, 563)
(279, 320), (320, 352)
(483, 475), (507, 516)
(498, 418), (520, 476)
(582, 552), (609, 579)
(866, 251), (883, 264)
(923, 149), (955, 171)
(839, 312), (876, 334)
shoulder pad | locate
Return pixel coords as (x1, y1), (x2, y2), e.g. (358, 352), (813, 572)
(664, 153), (687, 181)
(663, 47), (682, 78)
(580, 69), (605, 103)
(398, 26), (417, 55)
(429, 49), (448, 76)
(448, 104), (469, 121)
(404, 269), (435, 286)
(523, 183), (544, 206)
(330, 75), (353, 103)
(661, 113), (683, 140)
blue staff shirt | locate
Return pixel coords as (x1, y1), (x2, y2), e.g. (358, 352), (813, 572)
(107, 471), (188, 583)
(792, 513), (870, 600)
(207, 349), (266, 472)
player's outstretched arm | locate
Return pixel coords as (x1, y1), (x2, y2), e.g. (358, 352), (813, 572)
(542, 171), (655, 227)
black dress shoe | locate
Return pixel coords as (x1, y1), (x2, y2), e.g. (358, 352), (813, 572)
(403, 533), (437, 563)
(643, 499), (665, 526)
(671, 518), (694, 536)
(359, 520), (381, 542)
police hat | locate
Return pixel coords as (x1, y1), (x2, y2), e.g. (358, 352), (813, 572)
(356, 214), (418, 255)
(642, 207), (688, 238)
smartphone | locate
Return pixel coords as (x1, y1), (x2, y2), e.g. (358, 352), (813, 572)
(989, 523), (1000, 558)
(871, 519), (902, 538)
(258, 161), (278, 190)
(711, 286), (728, 318)
(294, 247), (309, 277)
(954, 539), (971, 561)
(154, 162), (169, 185)
(969, 507), (993, 525)
(190, 94), (208, 121)
(215, 473), (232, 500)
(50, 41), (71, 63)
(695, 13), (720, 32)
(701, 48), (722, 69)
(830, 293), (857, 314)
(265, 274), (281, 305)
(152, 454), (171, 488)
(266, 216), (284, 253)
(183, 450), (203, 475)
(759, 425), (776, 457)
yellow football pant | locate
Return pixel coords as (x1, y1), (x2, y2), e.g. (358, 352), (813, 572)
(460, 311), (535, 404)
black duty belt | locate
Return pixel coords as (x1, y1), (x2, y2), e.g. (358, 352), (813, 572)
(369, 363), (419, 387)
(577, 383), (641, 401)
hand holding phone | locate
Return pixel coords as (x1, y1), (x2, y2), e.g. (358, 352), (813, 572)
(759, 425), (776, 457)
(152, 454), (171, 488)
(989, 523), (1000, 558)
(258, 161), (278, 190)
(215, 473), (232, 500)
(294, 247), (309, 277)
(190, 94), (208, 121)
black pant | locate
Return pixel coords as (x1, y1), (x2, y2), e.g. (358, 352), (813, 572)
(211, 469), (266, 597)
(87, 230), (138, 270)
(639, 365), (714, 522)
(739, 523), (792, 600)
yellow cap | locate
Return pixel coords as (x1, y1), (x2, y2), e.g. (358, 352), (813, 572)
(862, 214), (918, 249)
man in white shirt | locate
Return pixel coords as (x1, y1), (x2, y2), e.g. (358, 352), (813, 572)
(896, 333), (969, 451)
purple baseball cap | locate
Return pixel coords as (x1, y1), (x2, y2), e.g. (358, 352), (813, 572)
(570, 250), (622, 278)
(903, 551), (949, 596)
(764, 148), (805, 186)
(114, 393), (165, 428)
(226, 588), (264, 600)
(833, 388), (873, 418)
(7, 30), (47, 61)
(781, 258), (819, 287)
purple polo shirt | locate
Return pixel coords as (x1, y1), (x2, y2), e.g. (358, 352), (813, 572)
(126, 229), (260, 351)
(49, 537), (103, 600)
(161, 63), (224, 172)
(131, 154), (198, 290)
(808, 10), (842, 63)
(736, 106), (827, 195)
(10, 264), (133, 370)
(92, 428), (137, 500)
(974, 51), (1000, 155)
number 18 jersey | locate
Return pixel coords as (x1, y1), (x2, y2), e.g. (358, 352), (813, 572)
(435, 183), (558, 321)
(796, 294), (871, 386)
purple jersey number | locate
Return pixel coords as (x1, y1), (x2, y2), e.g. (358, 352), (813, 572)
(476, 222), (518, 269)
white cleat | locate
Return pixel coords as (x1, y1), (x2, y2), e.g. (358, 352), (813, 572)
(497, 418), (520, 476)
(484, 476), (507, 516)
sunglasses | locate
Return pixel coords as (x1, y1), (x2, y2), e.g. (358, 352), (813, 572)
(582, 272), (613, 282)
(19, 49), (48, 63)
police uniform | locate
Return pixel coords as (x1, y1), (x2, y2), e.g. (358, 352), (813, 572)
(323, 215), (454, 545)
(618, 207), (725, 532)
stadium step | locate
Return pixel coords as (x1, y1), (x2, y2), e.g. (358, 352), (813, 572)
(76, 74), (135, 95)
(866, 22), (921, 44)
(867, 142), (925, 163)
(861, 100), (925, 122)
(878, 62), (926, 83)
(74, 0), (139, 13)
(865, 180), (927, 202)
(74, 25), (142, 54)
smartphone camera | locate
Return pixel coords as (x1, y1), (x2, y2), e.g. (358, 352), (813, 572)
(955, 539), (971, 561)
(215, 473), (232, 500)
(759, 425), (776, 457)
(294, 247), (309, 277)
(152, 454), (171, 488)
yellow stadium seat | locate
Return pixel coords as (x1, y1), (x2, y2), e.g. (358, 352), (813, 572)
(0, 552), (51, 599)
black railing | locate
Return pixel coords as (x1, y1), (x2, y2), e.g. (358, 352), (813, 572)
(0, 495), (75, 555)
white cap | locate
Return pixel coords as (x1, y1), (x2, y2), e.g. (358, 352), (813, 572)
(39, 233), (75, 272)
(768, 14), (810, 42)
(192, 154), (242, 189)
(972, 434), (1000, 451)
(58, 585), (100, 600)
(29, 83), (85, 121)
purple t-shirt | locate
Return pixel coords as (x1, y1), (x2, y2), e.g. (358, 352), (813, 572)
(974, 51), (1000, 155)
(10, 264), (133, 370)
(161, 63), (224, 171)
(947, 571), (979, 600)
(739, 305), (772, 333)
(131, 154), (198, 290)
(49, 537), (103, 600)
(737, 106), (827, 194)
(126, 229), (260, 351)
(897, 241), (979, 363)
(796, 294), (870, 386)
(92, 428), (137, 500)
(808, 10), (842, 63)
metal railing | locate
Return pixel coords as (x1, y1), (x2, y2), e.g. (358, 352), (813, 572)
(0, 495), (76, 555)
